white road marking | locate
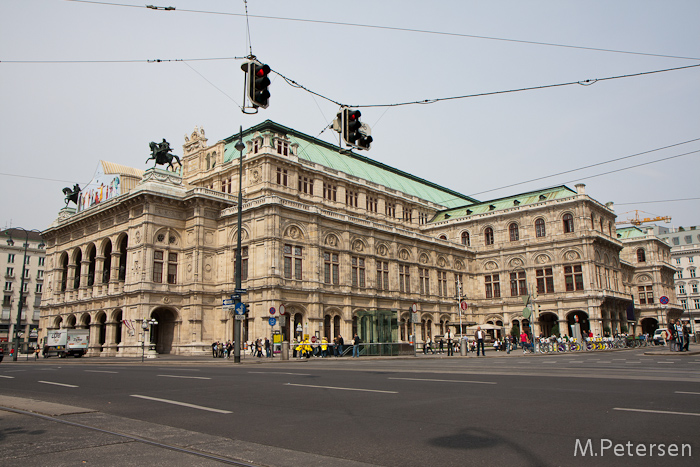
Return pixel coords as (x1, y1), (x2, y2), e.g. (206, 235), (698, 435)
(614, 407), (700, 417)
(625, 361), (641, 364)
(157, 374), (212, 380)
(84, 370), (118, 374)
(130, 395), (232, 414)
(38, 381), (78, 388)
(0, 375), (15, 379)
(249, 371), (311, 376)
(389, 377), (496, 385)
(285, 383), (397, 394)
(657, 361), (675, 364)
(675, 391), (700, 395)
(567, 360), (583, 363)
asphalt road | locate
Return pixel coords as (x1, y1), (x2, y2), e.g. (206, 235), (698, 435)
(1, 348), (699, 466)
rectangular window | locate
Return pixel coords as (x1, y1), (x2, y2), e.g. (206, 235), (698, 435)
(5, 267), (13, 277)
(298, 175), (313, 194)
(366, 196), (377, 213)
(419, 212), (429, 225)
(323, 183), (337, 201)
(604, 268), (611, 289)
(4, 282), (11, 291)
(419, 268), (430, 295)
(437, 271), (447, 298)
(595, 266), (602, 288)
(25, 255), (31, 265)
(377, 261), (389, 291)
(681, 299), (688, 309)
(284, 245), (303, 280)
(485, 274), (500, 298)
(638, 285), (653, 305)
(324, 252), (339, 285)
(234, 246), (248, 282)
(36, 283), (42, 294)
(3, 295), (10, 306)
(689, 256), (694, 263)
(276, 168), (288, 186)
(691, 269), (697, 278)
(403, 208), (413, 223)
(385, 202), (395, 218)
(564, 265), (584, 291)
(679, 284), (686, 294)
(676, 258), (682, 265)
(692, 283), (699, 294)
(37, 270), (44, 279)
(153, 251), (164, 283)
(167, 253), (177, 284)
(351, 257), (365, 288)
(38, 257), (45, 267)
(536, 267), (554, 294)
(694, 298), (700, 309)
(23, 269), (30, 279)
(22, 282), (29, 293)
(7, 254), (15, 263)
(346, 190), (358, 207)
(510, 271), (527, 296)
(276, 140), (289, 156)
(399, 264), (411, 293)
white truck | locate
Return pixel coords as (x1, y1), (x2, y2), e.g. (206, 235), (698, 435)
(43, 329), (89, 358)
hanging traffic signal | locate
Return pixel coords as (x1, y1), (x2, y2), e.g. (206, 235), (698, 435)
(246, 61), (271, 109)
(341, 108), (373, 150)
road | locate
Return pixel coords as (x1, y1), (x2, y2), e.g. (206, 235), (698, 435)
(1, 348), (699, 466)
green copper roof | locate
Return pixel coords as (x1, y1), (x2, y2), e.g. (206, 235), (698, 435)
(431, 186), (578, 223)
(223, 121), (477, 209)
(616, 226), (646, 239)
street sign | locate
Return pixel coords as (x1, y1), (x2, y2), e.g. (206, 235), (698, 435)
(268, 317), (277, 326)
(523, 306), (532, 319)
(234, 302), (247, 315)
(279, 316), (286, 326)
(279, 304), (286, 315)
(411, 303), (417, 313)
(235, 288), (248, 294)
(460, 301), (468, 311)
(269, 307), (276, 315)
(230, 294), (240, 301)
(660, 296), (669, 305)
(296, 323), (302, 333)
(223, 298), (234, 306)
(235, 315), (246, 321)
(311, 336), (317, 343)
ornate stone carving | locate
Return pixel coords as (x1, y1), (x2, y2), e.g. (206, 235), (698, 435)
(352, 240), (364, 252)
(400, 249), (409, 261)
(565, 250), (581, 261)
(377, 244), (388, 256)
(485, 261), (498, 271)
(535, 254), (550, 264)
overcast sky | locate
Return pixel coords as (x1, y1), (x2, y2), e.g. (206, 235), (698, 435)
(1, 0), (699, 232)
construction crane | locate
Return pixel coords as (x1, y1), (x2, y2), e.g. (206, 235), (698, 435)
(615, 210), (671, 226)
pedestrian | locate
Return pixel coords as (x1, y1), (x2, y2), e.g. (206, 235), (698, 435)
(337, 335), (344, 357)
(35, 346), (40, 360)
(265, 337), (271, 358)
(424, 336), (434, 354)
(445, 328), (454, 356)
(475, 326), (485, 356)
(352, 333), (361, 358)
(211, 341), (218, 358)
(675, 320), (685, 352)
(667, 319), (677, 351)
(520, 330), (529, 354)
(682, 321), (690, 351)
(321, 337), (328, 357)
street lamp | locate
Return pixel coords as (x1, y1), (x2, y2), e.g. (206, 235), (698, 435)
(233, 126), (245, 363)
(141, 318), (158, 362)
(7, 228), (44, 362)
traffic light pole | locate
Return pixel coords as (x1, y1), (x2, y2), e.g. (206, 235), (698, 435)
(234, 127), (245, 363)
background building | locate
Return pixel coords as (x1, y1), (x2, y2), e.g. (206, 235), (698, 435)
(1, 228), (46, 352)
(39, 121), (681, 356)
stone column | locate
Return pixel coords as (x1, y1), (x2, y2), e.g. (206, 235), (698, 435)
(103, 320), (119, 356)
(88, 322), (102, 356)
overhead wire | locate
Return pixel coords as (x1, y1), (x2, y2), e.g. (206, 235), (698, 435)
(63, 0), (700, 61)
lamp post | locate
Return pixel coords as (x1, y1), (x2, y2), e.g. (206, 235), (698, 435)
(233, 127), (245, 363)
(511, 264), (535, 352)
(141, 317), (158, 362)
(7, 228), (44, 362)
(454, 277), (465, 355)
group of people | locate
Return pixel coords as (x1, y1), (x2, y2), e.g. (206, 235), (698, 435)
(667, 319), (691, 352)
(294, 335), (354, 358)
(211, 340), (234, 358)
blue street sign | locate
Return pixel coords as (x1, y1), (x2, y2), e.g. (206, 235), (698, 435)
(234, 288), (248, 294)
(230, 294), (240, 301)
(223, 299), (234, 306)
(268, 317), (277, 326)
(235, 302), (247, 315)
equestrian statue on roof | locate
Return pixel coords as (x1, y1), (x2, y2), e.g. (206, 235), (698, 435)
(146, 139), (182, 172)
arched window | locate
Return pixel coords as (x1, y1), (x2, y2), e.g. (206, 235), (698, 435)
(484, 227), (494, 246)
(439, 234), (447, 240)
(509, 223), (519, 242)
(461, 232), (470, 246)
(591, 213), (595, 229)
(535, 218), (546, 238)
(637, 248), (646, 263)
(563, 213), (574, 233)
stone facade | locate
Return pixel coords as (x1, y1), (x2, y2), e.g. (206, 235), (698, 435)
(39, 121), (681, 356)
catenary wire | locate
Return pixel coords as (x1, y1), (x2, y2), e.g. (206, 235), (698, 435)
(615, 197), (700, 206)
(469, 137), (700, 196)
(63, 0), (700, 61)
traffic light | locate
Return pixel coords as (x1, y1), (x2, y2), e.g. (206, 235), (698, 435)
(341, 108), (373, 150)
(246, 61), (271, 109)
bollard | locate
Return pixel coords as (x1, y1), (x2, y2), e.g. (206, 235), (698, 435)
(281, 341), (289, 360)
(460, 338), (468, 356)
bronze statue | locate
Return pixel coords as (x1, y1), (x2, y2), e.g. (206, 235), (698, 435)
(62, 183), (81, 206)
(147, 139), (182, 172)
